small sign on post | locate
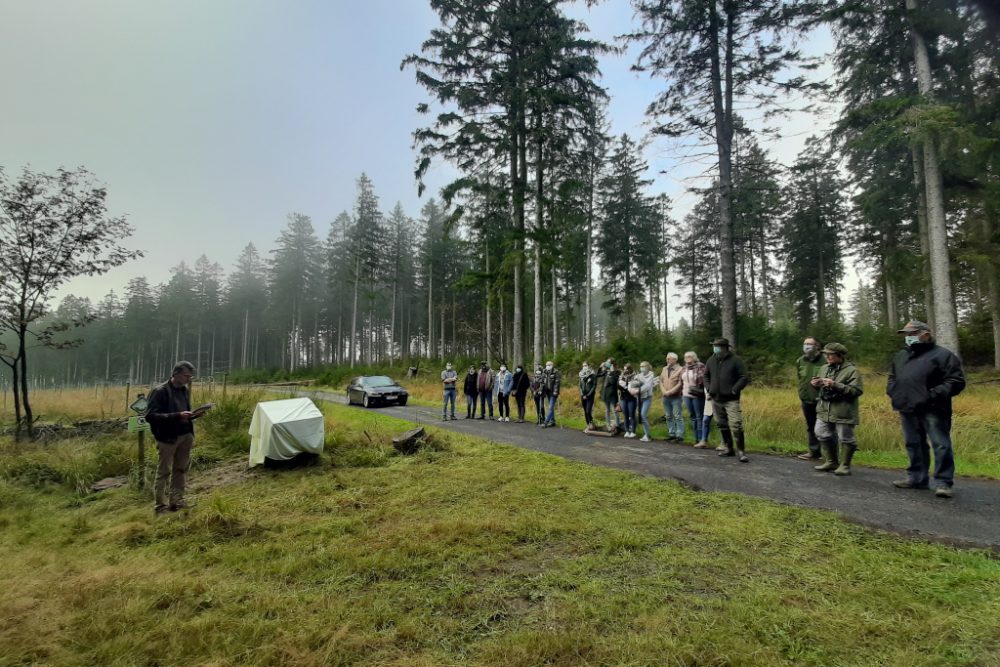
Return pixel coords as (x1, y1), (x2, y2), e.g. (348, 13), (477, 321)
(129, 393), (150, 489)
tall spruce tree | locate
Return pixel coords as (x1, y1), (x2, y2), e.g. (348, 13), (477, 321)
(630, 0), (825, 346)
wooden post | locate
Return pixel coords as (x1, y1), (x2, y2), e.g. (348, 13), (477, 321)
(125, 382), (131, 413)
(137, 430), (146, 489)
(222, 372), (228, 399)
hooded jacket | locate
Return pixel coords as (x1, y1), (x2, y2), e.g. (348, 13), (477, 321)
(815, 360), (863, 424)
(636, 369), (658, 399)
(887, 341), (965, 414)
(796, 351), (825, 403)
(598, 366), (620, 404)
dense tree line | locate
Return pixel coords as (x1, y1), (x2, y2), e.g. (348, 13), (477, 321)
(5, 0), (1000, 400)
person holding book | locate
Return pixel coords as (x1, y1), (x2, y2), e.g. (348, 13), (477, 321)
(146, 361), (212, 514)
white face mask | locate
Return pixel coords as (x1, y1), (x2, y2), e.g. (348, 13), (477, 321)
(641, 366), (650, 373)
(582, 364), (590, 373)
(905, 335), (921, 347)
(546, 364), (553, 371)
(803, 344), (815, 354)
(446, 364), (453, 371)
(500, 365), (507, 372)
(712, 346), (722, 355)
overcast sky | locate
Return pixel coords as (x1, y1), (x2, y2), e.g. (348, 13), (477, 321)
(1, 0), (843, 316)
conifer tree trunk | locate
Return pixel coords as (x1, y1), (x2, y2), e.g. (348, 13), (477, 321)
(350, 256), (360, 367)
(551, 270), (558, 353)
(911, 146), (936, 329)
(709, 0), (738, 346)
(906, 0), (958, 352)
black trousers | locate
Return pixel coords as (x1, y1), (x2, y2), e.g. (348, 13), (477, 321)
(801, 400), (835, 455)
(514, 393), (526, 420)
(498, 393), (510, 418)
(533, 394), (545, 422)
(801, 401), (820, 455)
(478, 391), (493, 417)
(582, 394), (595, 424)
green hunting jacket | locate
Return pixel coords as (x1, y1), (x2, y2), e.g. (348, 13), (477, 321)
(796, 352), (825, 403)
(815, 360), (863, 425)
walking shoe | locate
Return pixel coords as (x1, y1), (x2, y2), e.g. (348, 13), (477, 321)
(737, 451), (749, 463)
(442, 415), (448, 421)
(797, 452), (821, 461)
(718, 449), (735, 457)
(154, 504), (170, 515)
(693, 441), (709, 449)
(934, 486), (954, 498)
(169, 500), (188, 512)
(715, 444), (727, 451)
(640, 435), (650, 442)
(892, 479), (929, 490)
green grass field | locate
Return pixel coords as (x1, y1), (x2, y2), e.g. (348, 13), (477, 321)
(2, 392), (1000, 666)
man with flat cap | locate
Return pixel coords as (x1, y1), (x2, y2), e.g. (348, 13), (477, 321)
(887, 320), (966, 498)
(703, 337), (750, 463)
(810, 343), (863, 475)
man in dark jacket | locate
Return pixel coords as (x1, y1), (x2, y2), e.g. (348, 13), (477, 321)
(476, 362), (495, 420)
(887, 321), (966, 498)
(703, 337), (750, 463)
(796, 336), (828, 460)
(146, 361), (201, 514)
(463, 366), (478, 418)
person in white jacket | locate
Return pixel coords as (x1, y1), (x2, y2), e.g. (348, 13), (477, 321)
(635, 361), (659, 442)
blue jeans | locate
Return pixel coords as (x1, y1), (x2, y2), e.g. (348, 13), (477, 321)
(465, 393), (477, 417)
(684, 396), (705, 441)
(662, 396), (684, 438)
(900, 411), (955, 488)
(620, 395), (637, 433)
(443, 388), (456, 416)
(639, 396), (653, 437)
(478, 391), (493, 417)
(702, 414), (713, 441)
(545, 394), (558, 425)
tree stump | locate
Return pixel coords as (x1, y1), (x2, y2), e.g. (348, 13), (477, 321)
(392, 427), (426, 454)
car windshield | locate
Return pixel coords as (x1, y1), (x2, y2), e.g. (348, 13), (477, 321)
(363, 376), (396, 388)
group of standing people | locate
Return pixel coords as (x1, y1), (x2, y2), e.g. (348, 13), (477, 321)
(447, 360), (562, 427)
(439, 319), (966, 498)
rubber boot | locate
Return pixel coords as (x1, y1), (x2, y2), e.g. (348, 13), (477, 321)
(717, 428), (735, 457)
(814, 440), (839, 472)
(735, 431), (749, 463)
(834, 444), (856, 476)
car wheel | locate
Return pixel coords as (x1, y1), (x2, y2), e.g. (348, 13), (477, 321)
(398, 398), (407, 406)
(362, 393), (370, 408)
(346, 391), (352, 405)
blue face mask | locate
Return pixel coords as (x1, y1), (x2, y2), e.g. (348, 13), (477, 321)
(712, 346), (722, 355)
(905, 335), (921, 347)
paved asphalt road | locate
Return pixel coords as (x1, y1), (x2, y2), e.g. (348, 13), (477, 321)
(289, 388), (1000, 551)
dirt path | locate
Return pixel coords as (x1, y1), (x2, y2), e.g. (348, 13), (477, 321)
(295, 389), (1000, 551)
